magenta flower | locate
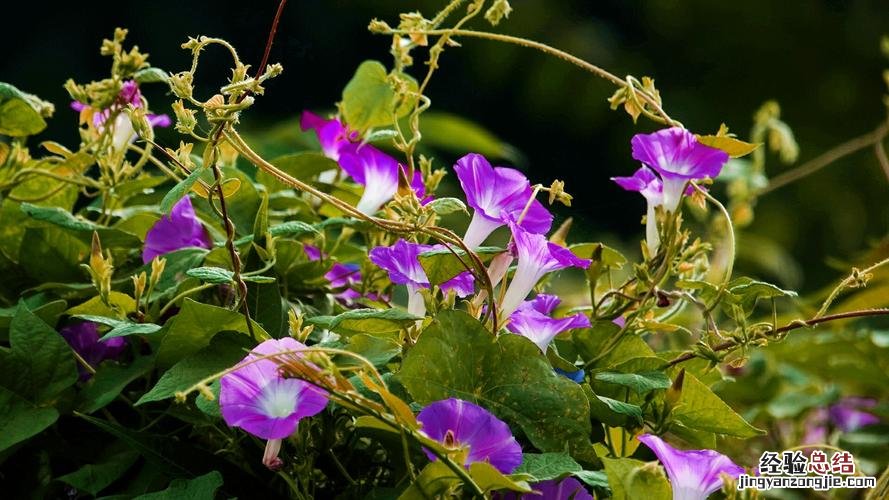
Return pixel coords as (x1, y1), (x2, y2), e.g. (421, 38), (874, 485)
(498, 477), (593, 500)
(303, 244), (363, 305)
(499, 223), (590, 318)
(220, 338), (328, 469)
(638, 434), (744, 500)
(507, 294), (590, 353)
(369, 240), (474, 316)
(612, 167), (663, 254)
(417, 398), (522, 474)
(454, 153), (552, 248)
(142, 196), (212, 263)
(300, 111), (356, 161)
(803, 397), (879, 444)
(630, 128), (728, 212)
(60, 321), (127, 381)
(829, 397), (880, 431)
(338, 143), (425, 214)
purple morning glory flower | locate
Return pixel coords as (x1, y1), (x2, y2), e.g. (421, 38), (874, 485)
(220, 337), (329, 469)
(499, 223), (590, 318)
(507, 294), (590, 353)
(630, 127), (728, 211)
(59, 322), (127, 380)
(417, 398), (522, 474)
(369, 239), (474, 316)
(303, 244), (363, 305)
(498, 477), (593, 500)
(338, 143), (426, 214)
(612, 167), (663, 254)
(300, 111), (356, 161)
(829, 397), (880, 432)
(803, 397), (880, 444)
(142, 196), (212, 263)
(454, 153), (553, 248)
(638, 434), (744, 500)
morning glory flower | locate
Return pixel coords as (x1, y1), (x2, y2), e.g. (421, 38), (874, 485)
(338, 143), (426, 214)
(829, 397), (880, 431)
(303, 244), (363, 305)
(300, 111), (356, 161)
(369, 239), (474, 316)
(499, 223), (590, 318)
(454, 153), (552, 248)
(507, 294), (590, 353)
(142, 196), (212, 263)
(803, 397), (880, 443)
(59, 321), (127, 381)
(630, 127), (729, 212)
(638, 433), (744, 500)
(220, 337), (328, 469)
(498, 477), (593, 499)
(612, 167), (664, 254)
(416, 398), (522, 474)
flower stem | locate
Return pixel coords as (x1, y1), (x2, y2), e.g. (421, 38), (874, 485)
(665, 308), (889, 367)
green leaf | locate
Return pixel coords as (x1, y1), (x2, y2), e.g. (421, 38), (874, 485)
(256, 152), (340, 191)
(418, 112), (520, 163)
(233, 220), (319, 246)
(306, 308), (420, 337)
(155, 299), (268, 369)
(138, 332), (252, 405)
(245, 280), (286, 339)
(19, 203), (142, 248)
(0, 385), (59, 452)
(399, 461), (531, 499)
(0, 304), (77, 403)
(602, 457), (671, 500)
(160, 170), (205, 213)
(142, 248), (209, 300)
(426, 197), (468, 215)
(514, 453), (582, 481)
(19, 227), (89, 283)
(594, 371), (671, 394)
(587, 392), (643, 427)
(397, 310), (596, 461)
(671, 372), (764, 438)
(573, 470), (610, 490)
(185, 266), (234, 284)
(418, 246), (503, 286)
(77, 356), (156, 414)
(342, 333), (402, 367)
(57, 450), (140, 496)
(726, 277), (796, 314)
(217, 167), (262, 236)
(468, 462), (533, 494)
(134, 67), (169, 84)
(77, 413), (193, 476)
(134, 471), (223, 499)
(0, 82), (49, 136)
(72, 315), (162, 341)
(67, 292), (136, 317)
(341, 60), (415, 132)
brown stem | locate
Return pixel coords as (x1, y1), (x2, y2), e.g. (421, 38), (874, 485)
(757, 120), (889, 196)
(665, 308), (889, 367)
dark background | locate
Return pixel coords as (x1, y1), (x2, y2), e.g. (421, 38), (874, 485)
(2, 0), (887, 292)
